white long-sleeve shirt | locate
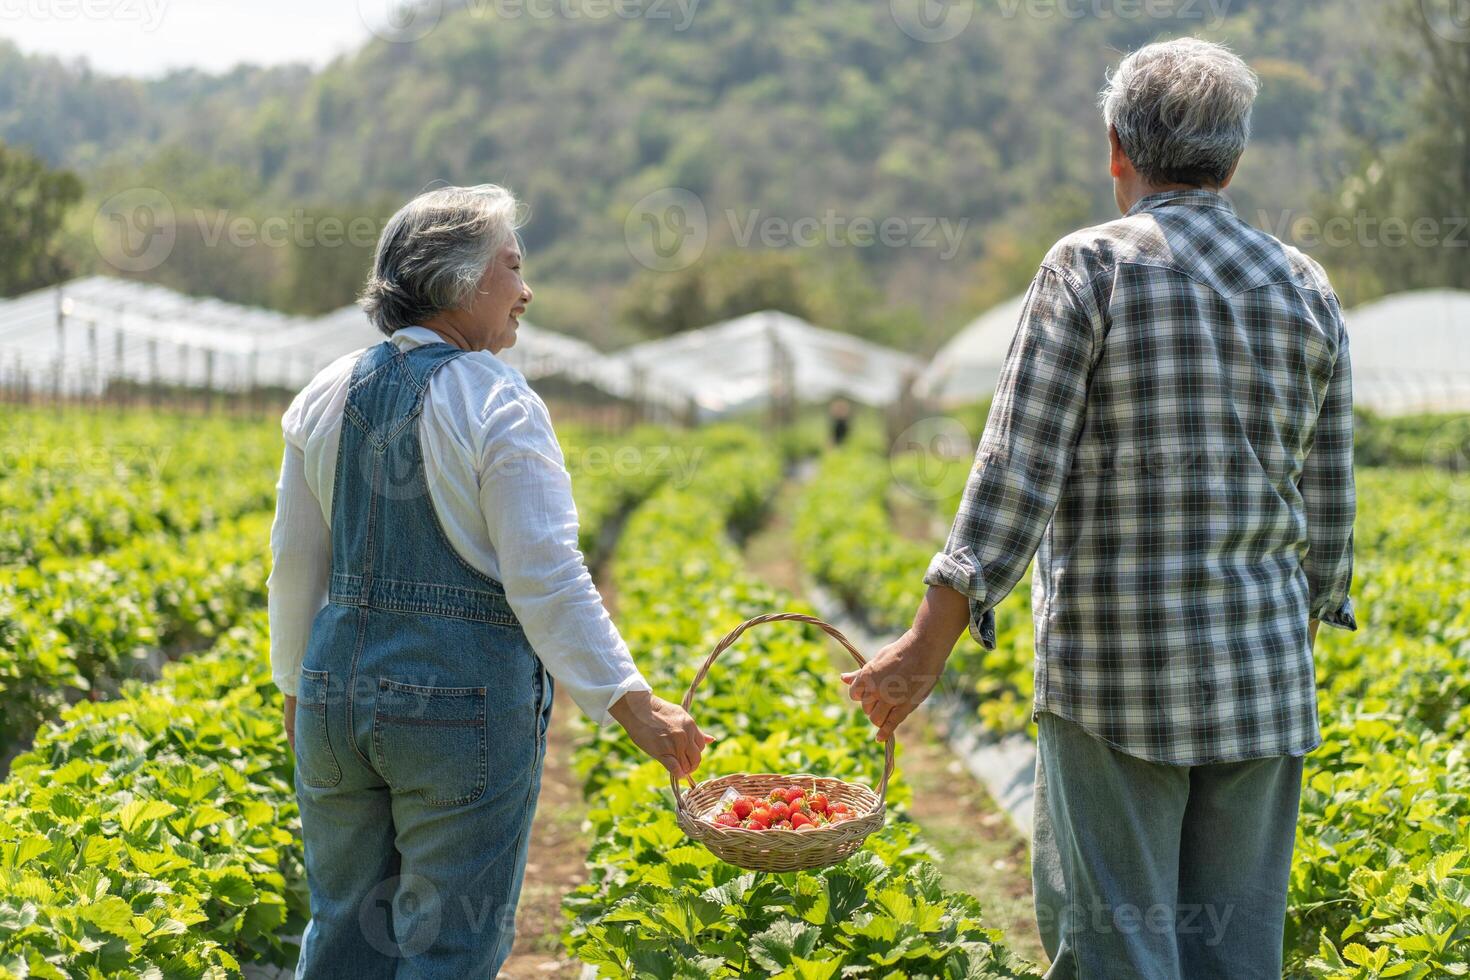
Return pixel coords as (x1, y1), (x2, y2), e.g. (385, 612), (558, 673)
(267, 326), (650, 726)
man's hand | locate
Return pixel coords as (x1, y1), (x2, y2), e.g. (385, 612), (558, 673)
(609, 690), (716, 779)
(841, 629), (951, 743)
(284, 695), (296, 752)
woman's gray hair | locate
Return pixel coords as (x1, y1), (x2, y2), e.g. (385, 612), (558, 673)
(1099, 37), (1259, 188)
(360, 184), (527, 336)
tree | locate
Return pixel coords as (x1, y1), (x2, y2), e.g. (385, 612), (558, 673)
(1312, 1), (1470, 301)
(0, 141), (82, 297)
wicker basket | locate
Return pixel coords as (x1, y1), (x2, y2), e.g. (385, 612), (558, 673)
(671, 612), (895, 872)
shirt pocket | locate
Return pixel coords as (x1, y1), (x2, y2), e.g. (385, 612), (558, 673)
(295, 667), (342, 788)
(372, 680), (488, 807)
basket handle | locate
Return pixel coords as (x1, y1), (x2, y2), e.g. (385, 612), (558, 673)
(670, 612), (896, 815)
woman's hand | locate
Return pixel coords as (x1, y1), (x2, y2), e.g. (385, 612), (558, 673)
(284, 695), (297, 752)
(609, 690), (715, 779)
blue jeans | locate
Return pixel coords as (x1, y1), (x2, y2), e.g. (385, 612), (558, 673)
(292, 340), (555, 977)
(1032, 710), (1304, 979)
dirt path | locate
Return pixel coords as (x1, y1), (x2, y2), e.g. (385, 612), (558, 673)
(497, 682), (592, 979)
(741, 471), (1047, 969)
(498, 573), (623, 978)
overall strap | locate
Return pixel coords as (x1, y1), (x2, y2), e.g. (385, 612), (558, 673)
(327, 340), (519, 625)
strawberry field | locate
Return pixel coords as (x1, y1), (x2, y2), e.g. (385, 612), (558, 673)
(0, 406), (1465, 978)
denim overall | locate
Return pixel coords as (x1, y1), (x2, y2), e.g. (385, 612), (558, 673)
(292, 339), (554, 978)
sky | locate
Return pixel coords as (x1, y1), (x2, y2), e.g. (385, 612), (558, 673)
(0, 0), (398, 76)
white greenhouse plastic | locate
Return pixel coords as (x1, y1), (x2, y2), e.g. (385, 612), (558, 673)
(916, 288), (1470, 416)
(610, 310), (923, 420)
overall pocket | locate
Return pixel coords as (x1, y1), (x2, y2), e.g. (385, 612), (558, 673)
(373, 679), (488, 807)
(295, 667), (342, 788)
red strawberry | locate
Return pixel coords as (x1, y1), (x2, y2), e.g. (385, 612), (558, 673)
(713, 812), (741, 828)
(749, 807), (774, 827)
(790, 811), (813, 828)
(767, 789), (787, 803)
(782, 787), (804, 805)
(795, 823), (818, 832)
(732, 798), (754, 819)
(807, 794), (829, 815)
(773, 819), (792, 830)
(768, 802), (790, 822)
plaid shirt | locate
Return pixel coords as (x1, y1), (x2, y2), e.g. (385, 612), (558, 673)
(925, 189), (1358, 766)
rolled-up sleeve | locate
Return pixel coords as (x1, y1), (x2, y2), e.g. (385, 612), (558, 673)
(1299, 315), (1358, 631)
(267, 439), (331, 697)
(923, 264), (1098, 649)
(477, 387), (651, 725)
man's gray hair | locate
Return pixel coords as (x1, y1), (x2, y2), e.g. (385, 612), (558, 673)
(1099, 37), (1259, 188)
(361, 184), (526, 336)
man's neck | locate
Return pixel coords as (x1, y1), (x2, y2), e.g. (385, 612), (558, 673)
(1119, 180), (1222, 214)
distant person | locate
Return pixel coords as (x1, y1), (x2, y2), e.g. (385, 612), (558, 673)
(829, 397), (850, 446)
(268, 184), (712, 975)
(842, 38), (1355, 979)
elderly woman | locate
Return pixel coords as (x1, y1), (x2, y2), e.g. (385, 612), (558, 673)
(268, 184), (712, 975)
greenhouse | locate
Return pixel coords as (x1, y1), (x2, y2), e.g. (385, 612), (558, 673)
(0, 276), (673, 408)
(611, 310), (923, 420)
(916, 288), (1470, 415)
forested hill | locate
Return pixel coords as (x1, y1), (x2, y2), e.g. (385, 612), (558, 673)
(2, 0), (1460, 350)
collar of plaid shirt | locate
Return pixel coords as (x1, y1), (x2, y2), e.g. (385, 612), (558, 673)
(1126, 187), (1236, 217)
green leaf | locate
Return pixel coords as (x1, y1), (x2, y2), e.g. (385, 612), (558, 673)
(750, 919), (821, 972)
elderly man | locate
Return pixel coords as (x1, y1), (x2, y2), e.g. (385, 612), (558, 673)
(843, 37), (1356, 979)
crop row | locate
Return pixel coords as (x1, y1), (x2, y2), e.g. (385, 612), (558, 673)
(0, 613), (306, 978)
(0, 411), (281, 566)
(0, 511), (273, 752)
(0, 420), (684, 977)
(792, 445), (1470, 978)
(561, 427), (1044, 978)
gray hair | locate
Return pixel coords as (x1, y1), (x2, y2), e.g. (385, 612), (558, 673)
(1099, 37), (1259, 187)
(360, 184), (526, 336)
